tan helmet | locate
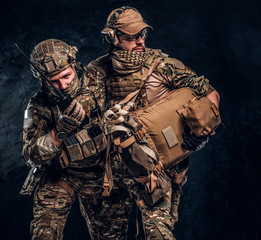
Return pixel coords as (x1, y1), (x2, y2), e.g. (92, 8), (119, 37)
(30, 39), (78, 78)
(101, 6), (152, 45)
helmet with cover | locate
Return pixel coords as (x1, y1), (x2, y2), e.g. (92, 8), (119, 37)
(30, 39), (78, 78)
(30, 39), (81, 98)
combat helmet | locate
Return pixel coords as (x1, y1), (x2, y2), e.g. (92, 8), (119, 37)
(30, 39), (78, 78)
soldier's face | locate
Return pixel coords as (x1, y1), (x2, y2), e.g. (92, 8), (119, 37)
(118, 33), (146, 52)
(48, 67), (75, 90)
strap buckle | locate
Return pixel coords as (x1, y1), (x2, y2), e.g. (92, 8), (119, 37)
(153, 162), (163, 177)
(102, 183), (111, 197)
(134, 128), (145, 141)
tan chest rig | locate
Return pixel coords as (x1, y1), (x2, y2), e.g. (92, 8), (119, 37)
(50, 89), (107, 168)
(106, 50), (164, 106)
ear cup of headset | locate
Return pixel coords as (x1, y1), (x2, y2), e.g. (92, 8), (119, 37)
(101, 6), (140, 46)
(101, 27), (119, 45)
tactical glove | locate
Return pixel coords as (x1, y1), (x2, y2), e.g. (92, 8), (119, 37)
(181, 127), (209, 151)
(56, 99), (85, 134)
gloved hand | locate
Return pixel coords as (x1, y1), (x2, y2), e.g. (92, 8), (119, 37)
(56, 99), (85, 134)
(181, 126), (209, 151)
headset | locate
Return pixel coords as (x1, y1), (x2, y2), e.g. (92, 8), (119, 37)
(101, 6), (142, 46)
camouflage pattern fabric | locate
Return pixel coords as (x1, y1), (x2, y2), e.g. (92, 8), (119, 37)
(22, 71), (133, 239)
(31, 168), (133, 240)
(87, 48), (215, 106)
(31, 181), (73, 240)
(86, 48), (216, 239)
(140, 190), (176, 240)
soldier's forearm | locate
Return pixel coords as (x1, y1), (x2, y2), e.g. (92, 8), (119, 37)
(26, 132), (61, 165)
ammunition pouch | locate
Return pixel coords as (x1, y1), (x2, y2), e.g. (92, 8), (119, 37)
(59, 125), (107, 167)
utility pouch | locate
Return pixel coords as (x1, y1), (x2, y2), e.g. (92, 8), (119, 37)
(58, 150), (70, 168)
(63, 135), (84, 162)
(75, 129), (97, 158)
(87, 124), (107, 153)
(62, 125), (105, 164)
(93, 132), (107, 153)
(180, 97), (221, 136)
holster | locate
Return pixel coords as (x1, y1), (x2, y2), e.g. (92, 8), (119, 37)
(20, 166), (46, 196)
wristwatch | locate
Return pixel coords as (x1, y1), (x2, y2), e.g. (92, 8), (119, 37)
(54, 128), (67, 140)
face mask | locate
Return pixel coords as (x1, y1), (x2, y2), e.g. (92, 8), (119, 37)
(61, 72), (81, 98)
(43, 67), (81, 99)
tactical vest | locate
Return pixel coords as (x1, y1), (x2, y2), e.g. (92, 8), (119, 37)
(107, 49), (165, 103)
(39, 74), (106, 169)
(58, 89), (106, 168)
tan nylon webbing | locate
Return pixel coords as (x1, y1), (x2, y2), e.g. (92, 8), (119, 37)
(119, 57), (163, 108)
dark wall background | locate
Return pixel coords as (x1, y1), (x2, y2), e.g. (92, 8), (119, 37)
(0, 0), (260, 239)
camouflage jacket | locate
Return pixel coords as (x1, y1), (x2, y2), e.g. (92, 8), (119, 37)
(86, 48), (215, 108)
(22, 72), (106, 169)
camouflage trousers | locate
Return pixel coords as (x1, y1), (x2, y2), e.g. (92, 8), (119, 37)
(138, 177), (187, 240)
(30, 165), (133, 240)
(112, 153), (188, 240)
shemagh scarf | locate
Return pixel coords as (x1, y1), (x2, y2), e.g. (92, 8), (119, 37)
(111, 49), (151, 75)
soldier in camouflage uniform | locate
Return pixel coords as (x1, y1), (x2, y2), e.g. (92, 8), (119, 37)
(87, 6), (220, 239)
(21, 39), (133, 240)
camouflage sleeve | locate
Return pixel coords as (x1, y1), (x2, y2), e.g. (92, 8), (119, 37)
(22, 99), (61, 165)
(157, 57), (215, 96)
(85, 55), (110, 114)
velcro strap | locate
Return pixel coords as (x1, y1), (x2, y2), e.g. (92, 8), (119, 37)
(117, 135), (136, 148)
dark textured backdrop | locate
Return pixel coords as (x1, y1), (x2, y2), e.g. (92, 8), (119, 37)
(0, 0), (260, 239)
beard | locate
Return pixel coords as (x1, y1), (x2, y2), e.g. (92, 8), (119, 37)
(132, 44), (145, 52)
